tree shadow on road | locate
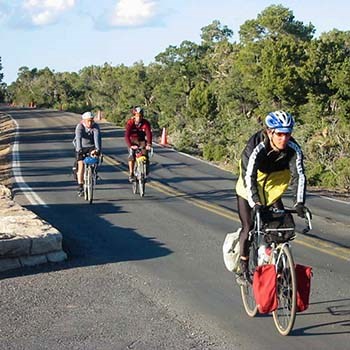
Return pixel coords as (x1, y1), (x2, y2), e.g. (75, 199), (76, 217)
(0, 201), (173, 280)
(291, 298), (350, 336)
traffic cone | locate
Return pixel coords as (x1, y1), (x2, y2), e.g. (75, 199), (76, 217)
(160, 127), (168, 146)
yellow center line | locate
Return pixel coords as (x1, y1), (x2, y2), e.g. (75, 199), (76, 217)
(104, 154), (350, 261)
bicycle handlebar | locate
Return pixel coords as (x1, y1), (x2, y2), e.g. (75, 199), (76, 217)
(304, 209), (313, 233)
(255, 206), (313, 234)
(275, 208), (312, 232)
(133, 146), (154, 158)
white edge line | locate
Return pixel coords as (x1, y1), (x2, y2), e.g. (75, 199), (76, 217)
(154, 142), (225, 170)
(11, 117), (48, 208)
(319, 195), (350, 205)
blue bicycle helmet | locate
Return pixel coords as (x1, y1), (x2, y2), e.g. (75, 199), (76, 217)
(265, 110), (294, 133)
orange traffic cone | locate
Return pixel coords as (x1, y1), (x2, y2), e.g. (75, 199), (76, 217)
(161, 127), (168, 146)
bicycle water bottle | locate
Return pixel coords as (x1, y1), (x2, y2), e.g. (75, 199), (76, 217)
(258, 245), (266, 265)
(258, 244), (271, 265)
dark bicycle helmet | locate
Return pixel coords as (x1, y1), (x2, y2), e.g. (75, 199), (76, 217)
(132, 106), (144, 117)
(265, 110), (294, 133)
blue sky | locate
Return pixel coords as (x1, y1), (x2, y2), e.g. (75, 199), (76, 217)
(1, 0), (349, 84)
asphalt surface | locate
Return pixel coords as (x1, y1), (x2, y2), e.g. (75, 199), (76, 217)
(1, 108), (349, 350)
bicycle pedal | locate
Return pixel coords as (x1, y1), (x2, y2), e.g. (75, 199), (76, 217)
(236, 274), (249, 286)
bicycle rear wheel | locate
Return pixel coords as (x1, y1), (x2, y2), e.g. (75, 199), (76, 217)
(272, 244), (297, 335)
(132, 163), (138, 194)
(138, 164), (146, 197)
(240, 240), (258, 317)
(139, 178), (145, 197)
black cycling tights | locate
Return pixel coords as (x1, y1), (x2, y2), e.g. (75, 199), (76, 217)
(237, 195), (285, 257)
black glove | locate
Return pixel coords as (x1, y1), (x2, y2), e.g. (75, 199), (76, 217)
(295, 203), (305, 218)
(252, 203), (263, 217)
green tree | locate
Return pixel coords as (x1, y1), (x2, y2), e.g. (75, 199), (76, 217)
(237, 5), (315, 114)
(9, 66), (38, 106)
(154, 41), (206, 131)
(0, 57), (5, 102)
(0, 57), (4, 82)
(200, 20), (233, 46)
(239, 5), (314, 44)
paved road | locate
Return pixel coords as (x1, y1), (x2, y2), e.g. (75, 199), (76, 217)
(1, 108), (349, 350)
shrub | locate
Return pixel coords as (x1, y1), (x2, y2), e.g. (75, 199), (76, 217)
(203, 142), (226, 161)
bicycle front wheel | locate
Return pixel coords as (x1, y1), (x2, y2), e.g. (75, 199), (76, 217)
(83, 167), (88, 201)
(139, 180), (145, 197)
(86, 167), (94, 204)
(272, 244), (297, 336)
(240, 240), (258, 317)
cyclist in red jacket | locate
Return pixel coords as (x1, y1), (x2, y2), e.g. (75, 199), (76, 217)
(125, 106), (152, 182)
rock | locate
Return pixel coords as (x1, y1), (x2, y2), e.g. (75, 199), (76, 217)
(0, 184), (12, 199)
(0, 187), (67, 272)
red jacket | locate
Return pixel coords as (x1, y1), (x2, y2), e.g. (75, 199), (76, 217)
(125, 118), (152, 147)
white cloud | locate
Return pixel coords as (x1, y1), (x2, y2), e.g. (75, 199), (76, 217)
(22, 0), (76, 26)
(109, 0), (158, 27)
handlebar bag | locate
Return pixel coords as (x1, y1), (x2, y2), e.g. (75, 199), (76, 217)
(262, 211), (295, 244)
(84, 156), (99, 165)
(296, 264), (312, 312)
(253, 264), (278, 313)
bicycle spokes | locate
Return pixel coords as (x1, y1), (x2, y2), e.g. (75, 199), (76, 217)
(82, 164), (97, 204)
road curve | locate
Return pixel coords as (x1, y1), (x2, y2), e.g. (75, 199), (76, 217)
(2, 108), (349, 350)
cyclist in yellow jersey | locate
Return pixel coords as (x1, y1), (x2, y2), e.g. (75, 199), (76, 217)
(235, 110), (307, 284)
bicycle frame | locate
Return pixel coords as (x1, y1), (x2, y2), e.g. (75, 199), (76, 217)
(132, 147), (153, 197)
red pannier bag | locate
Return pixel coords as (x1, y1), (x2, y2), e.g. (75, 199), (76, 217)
(296, 264), (312, 312)
(253, 264), (277, 313)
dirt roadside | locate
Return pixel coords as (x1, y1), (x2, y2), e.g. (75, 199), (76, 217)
(0, 113), (14, 191)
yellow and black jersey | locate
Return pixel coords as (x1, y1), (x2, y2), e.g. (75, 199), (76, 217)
(235, 130), (306, 207)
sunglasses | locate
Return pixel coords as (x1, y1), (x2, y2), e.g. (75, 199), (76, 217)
(274, 132), (291, 137)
